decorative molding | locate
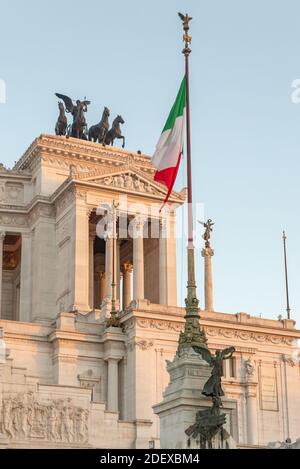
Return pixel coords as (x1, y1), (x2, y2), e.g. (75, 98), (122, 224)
(133, 319), (295, 346)
(14, 134), (154, 173)
(126, 339), (154, 351)
(136, 319), (183, 332)
(204, 326), (294, 346)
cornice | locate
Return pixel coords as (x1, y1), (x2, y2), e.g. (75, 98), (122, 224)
(14, 134), (154, 172)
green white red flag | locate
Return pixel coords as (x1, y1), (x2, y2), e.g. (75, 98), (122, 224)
(152, 76), (186, 208)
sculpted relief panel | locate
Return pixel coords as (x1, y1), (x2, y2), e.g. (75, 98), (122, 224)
(1, 392), (89, 444)
(92, 173), (162, 196)
(0, 181), (24, 205)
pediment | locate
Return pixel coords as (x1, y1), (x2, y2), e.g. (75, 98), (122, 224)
(74, 163), (183, 200)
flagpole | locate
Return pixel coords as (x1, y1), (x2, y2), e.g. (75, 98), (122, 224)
(282, 230), (291, 320)
(106, 200), (120, 328)
(178, 13), (208, 352)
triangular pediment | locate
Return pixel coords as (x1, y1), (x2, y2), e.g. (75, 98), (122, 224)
(73, 163), (184, 201)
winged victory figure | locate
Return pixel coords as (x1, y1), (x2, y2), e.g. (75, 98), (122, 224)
(55, 93), (90, 140)
(198, 218), (214, 248)
(193, 346), (235, 399)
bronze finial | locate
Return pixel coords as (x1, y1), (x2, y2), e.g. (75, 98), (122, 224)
(178, 12), (192, 55)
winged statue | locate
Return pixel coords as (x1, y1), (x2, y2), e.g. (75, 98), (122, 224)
(55, 93), (90, 140)
(178, 12), (193, 28)
(198, 218), (214, 248)
(193, 345), (235, 399)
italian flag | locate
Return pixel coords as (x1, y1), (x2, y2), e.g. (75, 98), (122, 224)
(152, 76), (186, 208)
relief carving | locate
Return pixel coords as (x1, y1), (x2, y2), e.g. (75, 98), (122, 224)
(134, 320), (294, 346)
(0, 182), (5, 203)
(99, 173), (160, 195)
(0, 213), (27, 227)
(1, 392), (88, 444)
(0, 182), (24, 205)
(244, 357), (256, 380)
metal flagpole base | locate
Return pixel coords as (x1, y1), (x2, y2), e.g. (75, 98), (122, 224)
(178, 247), (208, 353)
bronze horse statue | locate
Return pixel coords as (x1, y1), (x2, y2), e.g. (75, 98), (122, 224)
(55, 101), (68, 136)
(105, 115), (125, 148)
(88, 106), (110, 143)
(55, 93), (90, 140)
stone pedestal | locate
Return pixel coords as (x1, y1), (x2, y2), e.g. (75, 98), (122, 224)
(153, 348), (238, 449)
(103, 326), (126, 414)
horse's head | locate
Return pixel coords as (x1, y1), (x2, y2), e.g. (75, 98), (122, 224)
(103, 106), (110, 116)
(117, 115), (125, 124)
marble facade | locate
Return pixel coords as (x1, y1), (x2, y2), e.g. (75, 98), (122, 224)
(0, 135), (299, 448)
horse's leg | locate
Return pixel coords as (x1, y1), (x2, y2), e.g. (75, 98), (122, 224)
(102, 130), (108, 147)
(116, 135), (125, 148)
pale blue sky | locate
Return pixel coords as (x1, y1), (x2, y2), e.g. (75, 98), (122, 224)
(0, 1), (299, 323)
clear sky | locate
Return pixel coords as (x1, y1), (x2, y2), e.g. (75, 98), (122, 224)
(1, 1), (299, 324)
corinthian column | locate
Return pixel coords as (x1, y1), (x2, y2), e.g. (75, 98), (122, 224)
(100, 272), (106, 304)
(71, 200), (90, 311)
(89, 233), (95, 309)
(201, 246), (214, 311)
(0, 231), (5, 317)
(132, 217), (145, 300)
(159, 220), (167, 305)
(19, 232), (32, 322)
(122, 263), (132, 309)
(105, 235), (113, 299)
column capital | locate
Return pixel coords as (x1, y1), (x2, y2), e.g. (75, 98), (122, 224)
(201, 247), (214, 257)
(21, 231), (31, 239)
(122, 262), (133, 274)
(105, 356), (122, 364)
(0, 231), (6, 242)
(132, 215), (147, 236)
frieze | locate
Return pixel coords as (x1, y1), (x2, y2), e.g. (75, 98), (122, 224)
(136, 319), (183, 332)
(204, 326), (294, 346)
(134, 320), (294, 345)
(0, 213), (27, 227)
(1, 392), (88, 444)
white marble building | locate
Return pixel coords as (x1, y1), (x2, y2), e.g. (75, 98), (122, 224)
(0, 134), (299, 448)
